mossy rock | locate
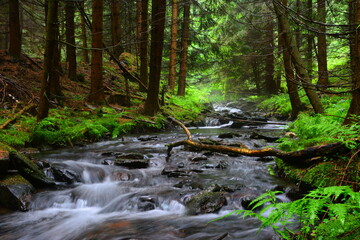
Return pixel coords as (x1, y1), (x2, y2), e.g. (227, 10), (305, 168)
(0, 174), (34, 211)
(185, 191), (227, 215)
(9, 151), (55, 188)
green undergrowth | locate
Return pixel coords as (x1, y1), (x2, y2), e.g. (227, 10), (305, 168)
(211, 186), (360, 239)
(258, 92), (351, 119)
(164, 86), (210, 121)
(274, 113), (359, 188)
(278, 113), (359, 151)
(0, 106), (168, 148)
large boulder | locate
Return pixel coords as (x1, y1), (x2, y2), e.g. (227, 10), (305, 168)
(9, 151), (55, 188)
(0, 174), (34, 211)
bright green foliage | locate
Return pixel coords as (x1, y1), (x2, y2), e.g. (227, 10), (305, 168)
(258, 93), (297, 117)
(278, 114), (360, 151)
(31, 108), (165, 147)
(211, 186), (360, 239)
(0, 116), (37, 147)
(165, 86), (209, 121)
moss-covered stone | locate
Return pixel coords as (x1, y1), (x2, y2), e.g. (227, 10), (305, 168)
(9, 150), (55, 188)
(185, 191), (227, 215)
(0, 174), (34, 211)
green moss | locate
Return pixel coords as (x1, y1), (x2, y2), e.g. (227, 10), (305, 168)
(276, 158), (337, 188)
(0, 174), (29, 185)
(314, 214), (360, 240)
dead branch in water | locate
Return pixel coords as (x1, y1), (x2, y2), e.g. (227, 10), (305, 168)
(167, 118), (353, 167)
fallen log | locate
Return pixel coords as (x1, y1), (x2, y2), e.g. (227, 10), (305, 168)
(167, 118), (353, 168)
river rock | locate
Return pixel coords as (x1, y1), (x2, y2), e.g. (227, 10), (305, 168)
(9, 151), (55, 188)
(161, 168), (203, 178)
(50, 165), (81, 184)
(0, 174), (34, 211)
(138, 135), (158, 141)
(111, 171), (131, 181)
(116, 153), (145, 160)
(218, 133), (234, 139)
(115, 158), (149, 169)
(230, 121), (247, 128)
(137, 196), (157, 211)
(250, 131), (281, 142)
(185, 191), (227, 215)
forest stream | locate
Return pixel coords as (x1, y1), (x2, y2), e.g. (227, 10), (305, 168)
(0, 104), (295, 240)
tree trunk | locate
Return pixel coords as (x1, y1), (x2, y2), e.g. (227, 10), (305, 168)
(80, 1), (89, 63)
(65, 1), (77, 81)
(0, 2), (8, 50)
(277, 14), (302, 119)
(306, 0), (314, 79)
(168, 0), (179, 92)
(139, 0), (149, 92)
(177, 0), (190, 96)
(273, 0), (324, 114)
(136, 0), (141, 56)
(344, 0), (360, 124)
(316, 0), (329, 87)
(111, 0), (123, 59)
(144, 0), (166, 115)
(8, 0), (21, 59)
(251, 57), (261, 94)
(38, 0), (58, 121)
(264, 18), (277, 95)
(89, 0), (104, 104)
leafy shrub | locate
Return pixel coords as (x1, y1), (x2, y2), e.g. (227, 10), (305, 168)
(212, 186), (360, 239)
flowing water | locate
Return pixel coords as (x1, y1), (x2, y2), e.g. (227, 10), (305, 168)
(0, 111), (293, 240)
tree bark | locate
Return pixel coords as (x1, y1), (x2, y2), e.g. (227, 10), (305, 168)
(89, 0), (104, 104)
(8, 0), (21, 59)
(139, 0), (149, 92)
(344, 0), (360, 124)
(0, 2), (8, 50)
(80, 1), (89, 63)
(169, 0), (179, 92)
(316, 0), (329, 87)
(277, 11), (302, 119)
(65, 1), (77, 81)
(264, 18), (277, 95)
(306, 0), (314, 79)
(38, 0), (58, 121)
(273, 0), (324, 114)
(144, 0), (166, 115)
(177, 0), (190, 96)
(111, 0), (123, 59)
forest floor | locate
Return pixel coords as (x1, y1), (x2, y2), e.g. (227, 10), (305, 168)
(0, 50), (202, 149)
